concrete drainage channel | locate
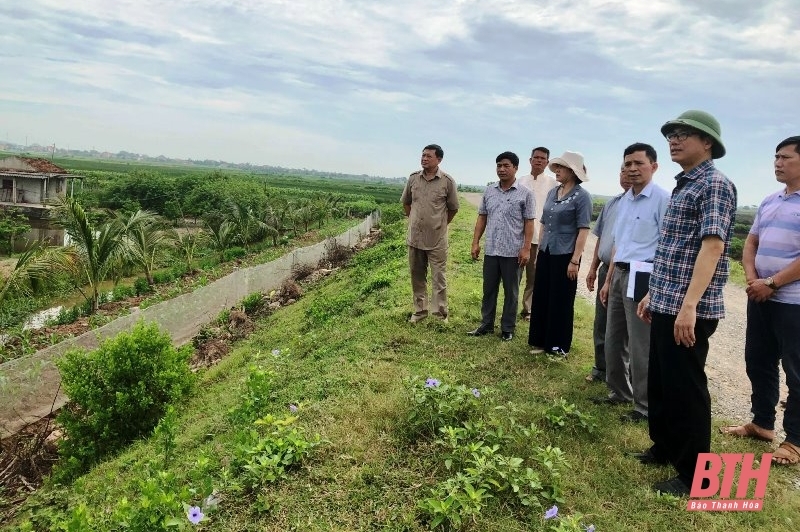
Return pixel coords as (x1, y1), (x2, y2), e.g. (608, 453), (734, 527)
(0, 212), (380, 438)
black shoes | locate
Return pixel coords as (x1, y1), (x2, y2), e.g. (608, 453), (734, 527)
(620, 410), (648, 423)
(653, 476), (690, 496)
(501, 332), (513, 341)
(466, 326), (493, 336)
(630, 449), (669, 466)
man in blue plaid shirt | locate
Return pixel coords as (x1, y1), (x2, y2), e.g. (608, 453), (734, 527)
(633, 110), (737, 496)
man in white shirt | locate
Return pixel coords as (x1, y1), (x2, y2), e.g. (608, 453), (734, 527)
(516, 147), (558, 320)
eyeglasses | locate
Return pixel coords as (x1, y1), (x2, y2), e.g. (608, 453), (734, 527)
(665, 129), (697, 142)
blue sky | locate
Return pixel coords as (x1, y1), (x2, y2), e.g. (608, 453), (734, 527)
(1, 0), (798, 205)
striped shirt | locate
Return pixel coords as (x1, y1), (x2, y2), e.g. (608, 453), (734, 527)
(479, 180), (535, 257)
(751, 189), (800, 305)
(649, 160), (737, 319)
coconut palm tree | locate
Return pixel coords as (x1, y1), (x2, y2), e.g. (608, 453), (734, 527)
(0, 243), (75, 305)
(54, 196), (129, 313)
(119, 209), (168, 285)
(205, 219), (237, 262)
(167, 228), (205, 274)
(227, 201), (266, 250)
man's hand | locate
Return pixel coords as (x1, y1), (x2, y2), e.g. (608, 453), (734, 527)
(637, 293), (652, 324)
(518, 246), (530, 267)
(745, 279), (774, 303)
(599, 281), (610, 308)
(471, 242), (481, 260)
(586, 269), (597, 291)
(674, 305), (697, 347)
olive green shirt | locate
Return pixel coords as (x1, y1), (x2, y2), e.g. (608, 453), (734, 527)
(401, 169), (459, 250)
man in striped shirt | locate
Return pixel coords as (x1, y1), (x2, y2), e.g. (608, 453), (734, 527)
(721, 136), (800, 466)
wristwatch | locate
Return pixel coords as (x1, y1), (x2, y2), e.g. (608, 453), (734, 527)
(765, 276), (778, 290)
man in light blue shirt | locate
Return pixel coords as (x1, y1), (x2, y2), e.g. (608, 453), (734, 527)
(596, 143), (669, 422)
(469, 151), (535, 341)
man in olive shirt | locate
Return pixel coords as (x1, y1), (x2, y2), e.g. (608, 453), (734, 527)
(401, 144), (460, 323)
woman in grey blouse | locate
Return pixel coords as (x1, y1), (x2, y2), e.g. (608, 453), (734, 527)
(528, 151), (592, 355)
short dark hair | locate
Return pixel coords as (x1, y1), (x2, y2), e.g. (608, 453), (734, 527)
(531, 146), (550, 158)
(623, 142), (657, 162)
(776, 136), (800, 155)
(496, 151), (519, 168)
(424, 144), (444, 160)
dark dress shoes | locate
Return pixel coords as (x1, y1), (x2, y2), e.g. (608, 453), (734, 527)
(467, 326), (493, 336)
(501, 332), (513, 341)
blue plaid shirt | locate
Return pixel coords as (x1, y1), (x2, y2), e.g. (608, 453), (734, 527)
(649, 160), (737, 319)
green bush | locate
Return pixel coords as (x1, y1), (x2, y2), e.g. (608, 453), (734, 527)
(55, 321), (194, 478)
(112, 284), (136, 301)
(223, 246), (247, 261)
(152, 270), (176, 284)
(134, 276), (152, 296)
(729, 236), (744, 261)
(240, 292), (265, 315)
(378, 203), (405, 224)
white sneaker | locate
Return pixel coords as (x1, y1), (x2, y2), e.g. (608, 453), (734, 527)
(408, 314), (428, 324)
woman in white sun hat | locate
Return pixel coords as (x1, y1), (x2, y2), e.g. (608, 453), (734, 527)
(528, 151), (592, 356)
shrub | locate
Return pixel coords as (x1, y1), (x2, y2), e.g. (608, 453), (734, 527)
(240, 292), (265, 315)
(223, 246), (247, 261)
(152, 270), (176, 285)
(232, 414), (321, 492)
(112, 284), (136, 301)
(134, 276), (152, 296)
(378, 203), (405, 225)
(55, 321), (194, 478)
(403, 376), (485, 442)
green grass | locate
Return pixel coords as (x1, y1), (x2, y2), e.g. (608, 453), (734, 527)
(5, 201), (798, 531)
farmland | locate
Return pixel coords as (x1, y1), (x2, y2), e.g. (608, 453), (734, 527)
(0, 155), (405, 361)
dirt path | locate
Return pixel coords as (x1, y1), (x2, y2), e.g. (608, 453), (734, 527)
(462, 192), (787, 438)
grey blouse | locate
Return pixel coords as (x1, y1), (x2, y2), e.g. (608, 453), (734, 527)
(539, 184), (592, 255)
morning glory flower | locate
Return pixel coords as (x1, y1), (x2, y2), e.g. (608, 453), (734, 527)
(289, 404), (298, 413)
(271, 348), (281, 357)
(585, 525), (596, 532)
(187, 506), (204, 525)
(544, 505), (558, 519)
(471, 388), (481, 398)
(425, 378), (441, 388)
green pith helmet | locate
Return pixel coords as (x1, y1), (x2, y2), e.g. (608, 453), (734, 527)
(660, 110), (726, 159)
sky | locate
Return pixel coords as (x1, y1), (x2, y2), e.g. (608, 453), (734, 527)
(1, 0), (798, 206)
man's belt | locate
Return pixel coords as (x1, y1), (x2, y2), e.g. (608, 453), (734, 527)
(615, 262), (630, 271)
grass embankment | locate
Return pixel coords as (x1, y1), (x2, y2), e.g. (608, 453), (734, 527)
(7, 201), (798, 531)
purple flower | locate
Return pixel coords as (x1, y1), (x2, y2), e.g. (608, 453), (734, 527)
(271, 348), (281, 357)
(544, 505), (558, 519)
(585, 525), (596, 532)
(424, 378), (441, 388)
(187, 506), (204, 525)
(471, 388), (481, 398)
(289, 404), (298, 413)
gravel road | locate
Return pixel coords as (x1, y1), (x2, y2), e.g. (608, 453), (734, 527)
(462, 192), (788, 439)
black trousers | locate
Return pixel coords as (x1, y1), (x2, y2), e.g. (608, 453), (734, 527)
(745, 300), (800, 445)
(648, 312), (718, 485)
(480, 255), (522, 333)
(528, 249), (578, 352)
